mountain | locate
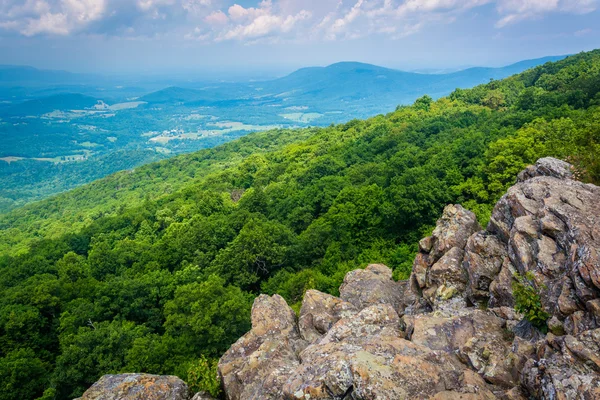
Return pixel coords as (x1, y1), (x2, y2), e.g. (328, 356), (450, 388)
(138, 55), (569, 113)
(3, 93), (101, 116)
(0, 50), (599, 400)
(0, 65), (99, 86)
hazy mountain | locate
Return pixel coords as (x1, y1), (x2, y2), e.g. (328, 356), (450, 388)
(3, 93), (101, 116)
(137, 55), (568, 113)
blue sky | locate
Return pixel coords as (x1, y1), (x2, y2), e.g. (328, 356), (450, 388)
(0, 0), (598, 75)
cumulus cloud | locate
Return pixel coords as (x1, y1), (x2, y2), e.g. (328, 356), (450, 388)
(0, 0), (107, 36)
(0, 0), (597, 41)
(495, 0), (598, 27)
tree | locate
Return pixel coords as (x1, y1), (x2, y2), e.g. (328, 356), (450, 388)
(163, 275), (252, 356)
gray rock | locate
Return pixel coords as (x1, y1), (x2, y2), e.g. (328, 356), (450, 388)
(298, 289), (357, 343)
(218, 294), (307, 400)
(517, 157), (574, 182)
(408, 204), (481, 311)
(463, 232), (507, 304)
(339, 263), (405, 313)
(77, 374), (189, 400)
(190, 392), (216, 400)
(488, 158), (600, 332)
(521, 331), (600, 399)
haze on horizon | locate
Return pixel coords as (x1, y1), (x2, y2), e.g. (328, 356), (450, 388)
(0, 0), (598, 76)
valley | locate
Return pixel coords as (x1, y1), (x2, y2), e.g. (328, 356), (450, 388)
(0, 56), (565, 213)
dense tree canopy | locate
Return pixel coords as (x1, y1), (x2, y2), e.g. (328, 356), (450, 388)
(1, 50), (600, 399)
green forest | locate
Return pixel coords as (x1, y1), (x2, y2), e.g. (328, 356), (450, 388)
(1, 50), (599, 399)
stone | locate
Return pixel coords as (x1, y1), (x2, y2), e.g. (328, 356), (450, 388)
(516, 157), (574, 182)
(487, 158), (600, 333)
(298, 289), (357, 343)
(77, 374), (189, 400)
(430, 204), (482, 262)
(463, 232), (507, 304)
(191, 392), (216, 400)
(218, 294), (307, 400)
(285, 305), (492, 400)
(407, 204), (481, 310)
(406, 310), (516, 388)
(489, 259), (517, 308)
(521, 331), (600, 399)
(339, 264), (405, 313)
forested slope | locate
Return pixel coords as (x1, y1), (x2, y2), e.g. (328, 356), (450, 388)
(1, 50), (599, 400)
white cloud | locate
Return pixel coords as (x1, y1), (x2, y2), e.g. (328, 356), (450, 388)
(495, 0), (597, 27)
(0, 0), (597, 41)
(211, 0), (311, 41)
(205, 10), (228, 24)
(12, 0), (107, 36)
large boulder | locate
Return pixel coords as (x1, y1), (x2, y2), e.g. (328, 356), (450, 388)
(218, 294), (307, 400)
(406, 309), (516, 388)
(298, 289), (357, 343)
(408, 204), (481, 310)
(339, 263), (406, 314)
(516, 157), (574, 182)
(488, 160), (600, 333)
(463, 232), (508, 304)
(285, 304), (496, 399)
(77, 374), (189, 400)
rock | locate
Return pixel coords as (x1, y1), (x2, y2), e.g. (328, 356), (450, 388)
(298, 290), (357, 343)
(512, 320), (545, 342)
(430, 204), (482, 261)
(339, 264), (405, 313)
(489, 259), (518, 308)
(406, 310), (516, 387)
(218, 294), (307, 400)
(408, 204), (481, 311)
(521, 331), (600, 399)
(191, 392), (216, 400)
(427, 247), (467, 301)
(464, 232), (507, 304)
(487, 158), (600, 333)
(286, 305), (492, 399)
(502, 387), (528, 400)
(548, 316), (566, 336)
(516, 157), (574, 182)
(78, 374), (189, 400)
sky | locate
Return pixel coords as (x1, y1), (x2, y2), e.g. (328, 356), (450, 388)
(0, 0), (598, 75)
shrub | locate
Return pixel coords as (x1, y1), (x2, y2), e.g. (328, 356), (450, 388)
(186, 356), (222, 398)
(512, 272), (550, 332)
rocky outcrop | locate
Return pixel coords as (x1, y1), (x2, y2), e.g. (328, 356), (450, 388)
(76, 374), (190, 400)
(409, 204), (481, 312)
(216, 158), (600, 400)
(218, 294), (308, 400)
(80, 158), (600, 400)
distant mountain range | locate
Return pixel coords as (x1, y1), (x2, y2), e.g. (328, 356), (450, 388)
(138, 55), (567, 115)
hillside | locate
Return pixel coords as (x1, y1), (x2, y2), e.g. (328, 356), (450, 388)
(0, 55), (565, 213)
(0, 50), (599, 399)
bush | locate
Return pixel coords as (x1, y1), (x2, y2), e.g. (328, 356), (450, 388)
(512, 272), (550, 331)
(186, 356), (222, 398)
